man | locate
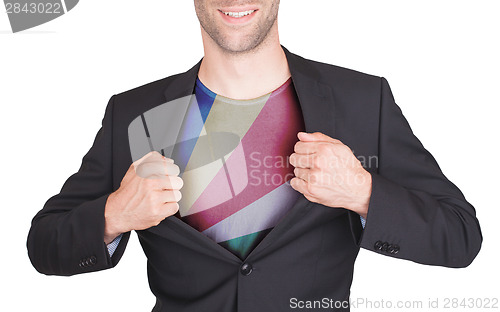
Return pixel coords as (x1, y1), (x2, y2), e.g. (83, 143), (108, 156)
(27, 1), (482, 311)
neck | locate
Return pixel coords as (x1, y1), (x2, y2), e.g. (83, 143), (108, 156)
(197, 24), (291, 100)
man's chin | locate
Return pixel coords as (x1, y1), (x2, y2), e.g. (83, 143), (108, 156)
(220, 45), (258, 55)
(215, 36), (266, 55)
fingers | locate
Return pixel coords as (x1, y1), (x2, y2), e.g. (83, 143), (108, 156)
(297, 132), (342, 144)
(157, 189), (182, 203)
(159, 176), (184, 190)
(293, 141), (336, 154)
(293, 167), (311, 182)
(133, 151), (161, 166)
(162, 202), (180, 216)
(140, 151), (174, 165)
(145, 175), (183, 191)
(294, 167), (325, 186)
(290, 177), (318, 202)
(294, 139), (342, 155)
(294, 141), (316, 154)
(140, 161), (180, 176)
(289, 153), (316, 169)
(135, 159), (180, 179)
(290, 176), (306, 192)
(133, 151), (174, 167)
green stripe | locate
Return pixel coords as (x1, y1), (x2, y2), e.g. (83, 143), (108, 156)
(218, 228), (273, 260)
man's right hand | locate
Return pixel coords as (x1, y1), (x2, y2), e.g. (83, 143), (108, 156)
(103, 151), (183, 244)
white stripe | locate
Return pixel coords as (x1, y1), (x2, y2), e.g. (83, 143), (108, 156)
(202, 182), (300, 243)
(60, 0), (68, 13)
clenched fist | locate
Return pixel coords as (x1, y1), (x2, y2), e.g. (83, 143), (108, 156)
(104, 151), (183, 244)
(289, 132), (372, 219)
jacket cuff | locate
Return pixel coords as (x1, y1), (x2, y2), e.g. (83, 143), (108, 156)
(356, 173), (405, 257)
(71, 193), (114, 273)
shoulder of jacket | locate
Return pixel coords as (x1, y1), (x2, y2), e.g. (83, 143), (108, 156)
(112, 72), (182, 102)
(293, 52), (383, 87)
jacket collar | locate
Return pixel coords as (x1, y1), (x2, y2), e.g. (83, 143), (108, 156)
(163, 45), (336, 137)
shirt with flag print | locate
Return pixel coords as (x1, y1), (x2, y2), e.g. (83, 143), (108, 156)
(171, 76), (305, 260)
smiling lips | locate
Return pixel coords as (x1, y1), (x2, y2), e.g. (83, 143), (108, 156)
(221, 9), (256, 18)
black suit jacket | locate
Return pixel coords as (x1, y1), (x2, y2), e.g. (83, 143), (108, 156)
(27, 46), (482, 311)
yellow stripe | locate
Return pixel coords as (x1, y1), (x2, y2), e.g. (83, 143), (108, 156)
(180, 94), (270, 216)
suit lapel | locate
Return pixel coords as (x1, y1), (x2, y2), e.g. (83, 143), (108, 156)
(163, 59), (201, 101)
(157, 46), (338, 261)
(283, 46), (337, 136)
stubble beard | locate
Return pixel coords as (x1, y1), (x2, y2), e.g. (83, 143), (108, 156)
(195, 1), (280, 55)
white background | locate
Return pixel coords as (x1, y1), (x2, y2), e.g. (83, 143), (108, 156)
(1, 1), (499, 311)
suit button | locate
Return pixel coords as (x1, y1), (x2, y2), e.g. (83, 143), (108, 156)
(79, 258), (87, 267)
(381, 242), (389, 252)
(240, 263), (253, 276)
(393, 245), (400, 254)
(89, 256), (97, 265)
(387, 244), (395, 254)
(374, 241), (383, 250)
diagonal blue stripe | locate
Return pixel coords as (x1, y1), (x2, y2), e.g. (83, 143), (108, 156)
(195, 77), (217, 123)
(171, 79), (216, 173)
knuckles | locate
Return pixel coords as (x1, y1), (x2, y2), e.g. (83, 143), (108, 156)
(165, 202), (180, 215)
(171, 176), (184, 189)
(173, 190), (182, 202)
(316, 143), (331, 155)
(306, 182), (318, 198)
(308, 169), (321, 184)
(289, 153), (297, 166)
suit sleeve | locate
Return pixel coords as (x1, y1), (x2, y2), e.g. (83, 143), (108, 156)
(27, 95), (130, 276)
(352, 77), (482, 268)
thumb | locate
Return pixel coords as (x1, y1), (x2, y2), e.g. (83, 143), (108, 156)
(131, 151), (173, 171)
(134, 150), (175, 165)
(297, 132), (340, 143)
(133, 151), (161, 167)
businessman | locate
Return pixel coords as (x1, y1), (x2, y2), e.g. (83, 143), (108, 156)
(27, 1), (482, 311)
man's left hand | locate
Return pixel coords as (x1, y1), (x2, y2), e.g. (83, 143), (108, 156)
(289, 132), (372, 219)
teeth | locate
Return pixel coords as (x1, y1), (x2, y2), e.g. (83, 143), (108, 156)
(222, 10), (255, 18)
